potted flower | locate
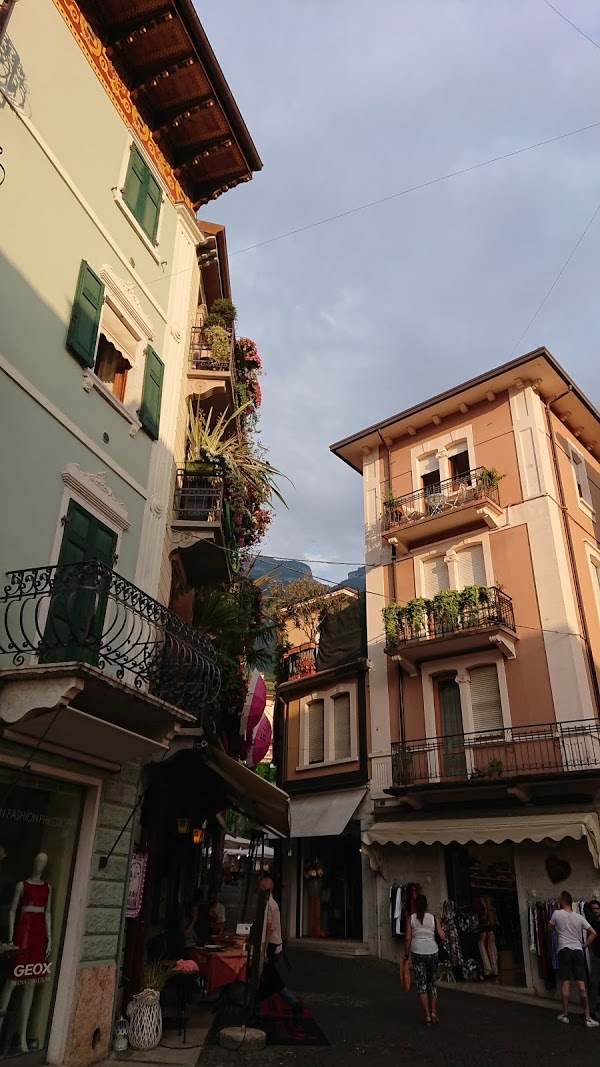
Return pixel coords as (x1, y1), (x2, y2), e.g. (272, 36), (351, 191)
(488, 757), (503, 777)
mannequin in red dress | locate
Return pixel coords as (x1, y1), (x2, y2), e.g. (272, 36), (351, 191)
(0, 853), (52, 1053)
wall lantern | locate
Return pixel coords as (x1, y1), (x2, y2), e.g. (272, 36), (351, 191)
(192, 828), (203, 845)
(177, 817), (191, 836)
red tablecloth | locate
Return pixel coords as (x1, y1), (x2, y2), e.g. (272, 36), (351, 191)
(193, 948), (247, 995)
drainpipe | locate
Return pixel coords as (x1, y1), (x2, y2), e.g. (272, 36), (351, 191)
(375, 426), (403, 751)
(545, 388), (600, 719)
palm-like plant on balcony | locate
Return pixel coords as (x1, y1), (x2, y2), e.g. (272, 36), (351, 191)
(476, 467), (504, 489)
(186, 401), (287, 507)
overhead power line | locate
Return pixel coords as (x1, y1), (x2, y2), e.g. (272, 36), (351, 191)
(543, 0), (600, 50)
(509, 192), (600, 356)
(230, 120), (600, 256)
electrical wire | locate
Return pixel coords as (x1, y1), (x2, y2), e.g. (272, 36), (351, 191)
(509, 192), (600, 356)
(229, 120), (600, 256)
(137, 118), (600, 293)
(542, 0), (600, 51)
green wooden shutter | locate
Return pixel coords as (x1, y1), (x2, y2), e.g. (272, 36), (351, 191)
(142, 172), (162, 242)
(43, 501), (117, 664)
(66, 260), (104, 367)
(139, 345), (164, 440)
(123, 144), (147, 219)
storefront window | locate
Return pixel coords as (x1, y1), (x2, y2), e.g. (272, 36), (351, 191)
(0, 772), (83, 1060)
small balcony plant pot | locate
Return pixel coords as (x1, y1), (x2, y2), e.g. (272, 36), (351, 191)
(488, 758), (503, 778)
(184, 459), (215, 476)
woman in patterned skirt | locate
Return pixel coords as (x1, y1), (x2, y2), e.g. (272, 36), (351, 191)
(404, 893), (446, 1025)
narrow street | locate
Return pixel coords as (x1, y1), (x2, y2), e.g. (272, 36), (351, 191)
(200, 949), (600, 1067)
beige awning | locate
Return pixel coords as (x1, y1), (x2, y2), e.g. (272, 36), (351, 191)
(363, 812), (600, 868)
(202, 745), (290, 839)
(101, 303), (139, 365)
(290, 789), (366, 838)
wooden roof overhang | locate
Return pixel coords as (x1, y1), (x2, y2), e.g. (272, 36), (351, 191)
(80, 0), (262, 209)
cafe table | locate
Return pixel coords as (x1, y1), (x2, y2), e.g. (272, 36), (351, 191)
(193, 944), (248, 997)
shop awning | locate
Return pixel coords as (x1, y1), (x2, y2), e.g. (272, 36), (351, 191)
(202, 745), (290, 838)
(290, 788), (366, 838)
(362, 812), (600, 868)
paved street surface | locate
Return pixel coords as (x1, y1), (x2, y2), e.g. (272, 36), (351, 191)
(199, 949), (600, 1067)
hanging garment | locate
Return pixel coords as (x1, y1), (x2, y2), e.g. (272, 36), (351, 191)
(441, 900), (464, 967)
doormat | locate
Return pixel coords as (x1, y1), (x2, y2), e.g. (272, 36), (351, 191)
(206, 995), (330, 1047)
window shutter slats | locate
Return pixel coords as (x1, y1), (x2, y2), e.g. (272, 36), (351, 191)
(143, 174), (162, 243)
(308, 700), (325, 764)
(456, 545), (486, 588)
(123, 145), (146, 217)
(139, 345), (164, 440)
(470, 664), (503, 733)
(423, 557), (450, 597)
(333, 693), (352, 760)
(66, 260), (104, 367)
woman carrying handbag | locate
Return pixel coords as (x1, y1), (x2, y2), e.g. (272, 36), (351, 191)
(404, 894), (447, 1025)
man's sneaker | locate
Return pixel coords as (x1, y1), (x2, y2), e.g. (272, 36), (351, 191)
(585, 1018), (600, 1028)
(557, 1014), (569, 1023)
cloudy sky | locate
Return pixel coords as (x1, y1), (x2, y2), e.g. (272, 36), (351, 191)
(198, 1), (600, 582)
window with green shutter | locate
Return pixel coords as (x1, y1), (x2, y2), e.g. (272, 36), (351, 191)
(139, 345), (164, 440)
(66, 261), (104, 367)
(123, 144), (162, 243)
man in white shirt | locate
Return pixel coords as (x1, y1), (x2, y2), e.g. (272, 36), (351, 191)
(549, 890), (598, 1026)
(258, 876), (301, 1013)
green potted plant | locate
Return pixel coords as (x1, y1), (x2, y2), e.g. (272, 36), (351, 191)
(488, 757), (503, 777)
(432, 589), (460, 629)
(477, 467), (504, 489)
(206, 324), (231, 365)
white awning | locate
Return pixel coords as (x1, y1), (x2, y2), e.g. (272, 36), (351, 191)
(362, 812), (600, 868)
(202, 745), (290, 838)
(290, 788), (366, 838)
(101, 303), (139, 365)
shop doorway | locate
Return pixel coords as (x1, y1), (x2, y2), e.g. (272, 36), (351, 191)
(445, 842), (525, 987)
(301, 829), (362, 940)
(0, 772), (83, 1066)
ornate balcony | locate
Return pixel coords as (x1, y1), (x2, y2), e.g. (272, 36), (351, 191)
(282, 644), (318, 682)
(170, 468), (238, 585)
(382, 468), (503, 554)
(188, 326), (234, 376)
(0, 563), (220, 757)
(390, 718), (600, 792)
(384, 586), (517, 673)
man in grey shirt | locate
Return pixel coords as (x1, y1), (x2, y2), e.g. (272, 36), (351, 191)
(549, 890), (598, 1026)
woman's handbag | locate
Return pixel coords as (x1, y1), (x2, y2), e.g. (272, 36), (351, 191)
(434, 917), (449, 962)
(399, 955), (411, 992)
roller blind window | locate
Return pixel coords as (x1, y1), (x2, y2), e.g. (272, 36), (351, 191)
(456, 544), (486, 588)
(308, 700), (325, 764)
(470, 664), (504, 733)
(333, 693), (352, 760)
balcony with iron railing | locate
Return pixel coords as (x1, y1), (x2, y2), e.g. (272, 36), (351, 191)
(384, 585), (517, 671)
(390, 718), (600, 791)
(282, 644), (318, 682)
(188, 326), (235, 377)
(0, 562), (221, 752)
(382, 468), (503, 553)
(173, 469), (224, 525)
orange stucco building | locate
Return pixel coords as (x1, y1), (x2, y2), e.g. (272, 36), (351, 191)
(325, 348), (600, 997)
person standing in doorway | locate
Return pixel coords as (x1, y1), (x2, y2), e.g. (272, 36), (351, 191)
(550, 890), (598, 1026)
(404, 893), (446, 1025)
(258, 876), (301, 1013)
(585, 899), (600, 1019)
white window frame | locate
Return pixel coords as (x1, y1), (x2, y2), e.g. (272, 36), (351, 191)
(584, 540), (600, 622)
(113, 136), (167, 263)
(411, 425), (476, 494)
(81, 265), (154, 436)
(421, 651), (511, 781)
(298, 682), (359, 770)
(414, 532), (493, 597)
(567, 441), (595, 519)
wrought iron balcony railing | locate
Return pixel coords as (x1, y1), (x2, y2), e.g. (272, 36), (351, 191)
(385, 586), (515, 649)
(188, 326), (234, 374)
(382, 467), (500, 531)
(283, 645), (318, 681)
(0, 563), (220, 715)
(391, 718), (600, 788)
(173, 470), (223, 523)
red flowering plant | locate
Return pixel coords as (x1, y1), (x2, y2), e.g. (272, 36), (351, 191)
(235, 337), (262, 370)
